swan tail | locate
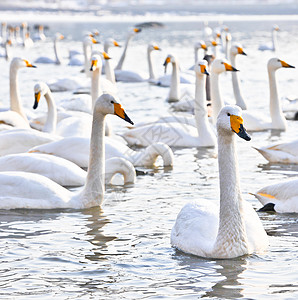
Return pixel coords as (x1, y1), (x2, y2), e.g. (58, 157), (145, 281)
(253, 146), (295, 164)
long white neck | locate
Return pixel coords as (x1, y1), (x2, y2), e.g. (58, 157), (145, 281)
(83, 41), (92, 77)
(225, 39), (231, 61)
(10, 62), (28, 122)
(194, 47), (199, 65)
(5, 42), (10, 61)
(91, 67), (103, 109)
(168, 61), (180, 101)
(210, 72), (224, 125)
(230, 54), (247, 110)
(43, 89), (57, 133)
(1, 24), (7, 41)
(132, 143), (174, 167)
(75, 110), (105, 207)
(115, 34), (133, 70)
(213, 45), (219, 58)
(105, 59), (116, 84)
(272, 30), (278, 52)
(212, 131), (249, 258)
(268, 68), (287, 130)
(105, 157), (135, 184)
(22, 26), (27, 43)
(54, 38), (63, 65)
(194, 72), (216, 146)
(147, 49), (155, 81)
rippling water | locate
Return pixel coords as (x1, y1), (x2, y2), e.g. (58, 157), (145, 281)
(0, 16), (298, 299)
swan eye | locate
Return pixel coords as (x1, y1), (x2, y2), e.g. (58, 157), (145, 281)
(111, 101), (114, 104)
(227, 113), (230, 116)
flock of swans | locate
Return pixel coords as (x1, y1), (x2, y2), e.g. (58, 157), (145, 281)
(0, 21), (297, 260)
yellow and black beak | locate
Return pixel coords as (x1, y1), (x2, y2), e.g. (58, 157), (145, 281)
(33, 92), (41, 109)
(163, 56), (171, 73)
(154, 45), (161, 51)
(134, 28), (142, 33)
(102, 52), (111, 60)
(238, 47), (247, 56)
(279, 60), (295, 69)
(200, 64), (209, 75)
(223, 62), (238, 72)
(114, 40), (121, 47)
(114, 103), (134, 125)
(24, 59), (36, 68)
(230, 115), (251, 141)
(201, 43), (207, 51)
(90, 59), (98, 71)
(91, 36), (100, 44)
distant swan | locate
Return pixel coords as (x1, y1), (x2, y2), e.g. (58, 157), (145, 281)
(0, 93), (134, 209)
(253, 178), (298, 213)
(258, 25), (279, 52)
(171, 105), (268, 259)
(254, 139), (298, 164)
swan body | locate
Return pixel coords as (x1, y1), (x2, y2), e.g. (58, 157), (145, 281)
(122, 60), (216, 147)
(0, 58), (36, 127)
(34, 33), (64, 64)
(171, 105), (268, 259)
(254, 139), (298, 164)
(258, 25), (279, 52)
(253, 179), (298, 213)
(0, 129), (60, 156)
(242, 58), (294, 131)
(32, 25), (46, 41)
(0, 94), (134, 209)
(29, 136), (173, 168)
(230, 43), (247, 110)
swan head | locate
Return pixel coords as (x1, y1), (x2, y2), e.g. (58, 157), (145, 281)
(267, 58), (295, 71)
(11, 57), (37, 69)
(84, 35), (99, 46)
(55, 33), (64, 41)
(225, 32), (232, 42)
(105, 38), (121, 48)
(217, 105), (251, 141)
(230, 43), (247, 56)
(194, 59), (209, 76)
(211, 58), (238, 74)
(90, 54), (103, 71)
(33, 82), (49, 109)
(194, 40), (207, 51)
(94, 93), (134, 125)
(148, 43), (161, 52)
(273, 24), (280, 31)
(163, 54), (178, 73)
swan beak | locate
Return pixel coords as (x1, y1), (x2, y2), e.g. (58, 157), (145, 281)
(90, 59), (98, 71)
(230, 115), (251, 141)
(211, 40), (218, 46)
(224, 62), (238, 72)
(154, 45), (161, 51)
(114, 103), (134, 125)
(201, 43), (207, 50)
(59, 34), (64, 40)
(200, 64), (209, 75)
(24, 59), (36, 68)
(33, 92), (41, 109)
(114, 40), (121, 47)
(238, 47), (247, 56)
(163, 57), (171, 73)
(102, 51), (111, 60)
(91, 37), (100, 44)
(134, 28), (142, 33)
(280, 60), (295, 68)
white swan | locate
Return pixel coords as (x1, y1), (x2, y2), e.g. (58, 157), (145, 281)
(252, 179), (298, 213)
(254, 139), (298, 164)
(0, 128), (60, 156)
(122, 60), (216, 147)
(171, 105), (268, 259)
(258, 25), (279, 52)
(34, 33), (64, 64)
(0, 58), (36, 128)
(241, 58), (294, 131)
(230, 43), (247, 110)
(0, 93), (134, 209)
(28, 136), (173, 168)
(147, 43), (161, 83)
(189, 40), (208, 70)
(0, 153), (135, 186)
(32, 24), (46, 41)
(0, 39), (12, 61)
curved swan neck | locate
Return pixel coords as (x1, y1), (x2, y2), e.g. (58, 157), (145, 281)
(105, 158), (135, 184)
(194, 73), (215, 145)
(43, 89), (57, 133)
(212, 131), (248, 258)
(268, 68), (286, 129)
(230, 54), (247, 110)
(78, 110), (105, 207)
(210, 72), (223, 125)
(115, 34), (133, 70)
(168, 61), (180, 101)
(83, 40), (92, 77)
(147, 49), (155, 80)
(54, 38), (62, 65)
(10, 61), (28, 122)
(91, 67), (103, 109)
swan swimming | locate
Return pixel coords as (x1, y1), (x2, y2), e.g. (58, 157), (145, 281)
(171, 105), (268, 259)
